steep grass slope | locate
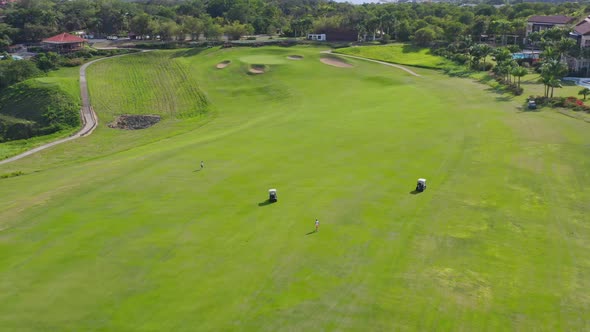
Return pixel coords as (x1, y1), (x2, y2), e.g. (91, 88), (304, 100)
(0, 79), (80, 142)
(87, 51), (209, 122)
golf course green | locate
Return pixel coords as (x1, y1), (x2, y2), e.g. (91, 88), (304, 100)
(1, 45), (589, 330)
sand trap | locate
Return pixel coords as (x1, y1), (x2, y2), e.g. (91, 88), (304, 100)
(287, 55), (304, 60)
(320, 57), (353, 68)
(216, 60), (231, 69)
(248, 65), (266, 74)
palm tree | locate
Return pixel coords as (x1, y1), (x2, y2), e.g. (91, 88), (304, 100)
(511, 66), (528, 90)
(479, 44), (493, 68)
(527, 31), (542, 48)
(548, 78), (562, 98)
(579, 88), (590, 100)
(541, 46), (559, 61)
(540, 59), (567, 98)
(556, 37), (577, 58)
(493, 47), (512, 64)
(469, 44), (483, 69)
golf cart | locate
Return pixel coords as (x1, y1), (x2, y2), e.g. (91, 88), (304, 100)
(416, 178), (427, 192)
(269, 189), (277, 202)
(528, 99), (537, 110)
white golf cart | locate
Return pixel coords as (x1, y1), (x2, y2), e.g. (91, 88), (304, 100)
(416, 178), (427, 192)
(269, 188), (277, 202)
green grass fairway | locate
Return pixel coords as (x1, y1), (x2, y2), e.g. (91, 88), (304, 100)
(1, 46), (590, 331)
(335, 43), (453, 69)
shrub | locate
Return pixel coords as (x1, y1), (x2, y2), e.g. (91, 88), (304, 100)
(477, 62), (493, 71)
(62, 58), (84, 67)
(452, 53), (469, 65)
(380, 34), (391, 44)
(0, 171), (24, 179)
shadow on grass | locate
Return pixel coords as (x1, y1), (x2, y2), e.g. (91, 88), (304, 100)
(409, 190), (421, 195)
(171, 47), (209, 58)
(258, 200), (273, 207)
(306, 230), (316, 235)
(402, 44), (422, 53)
(496, 95), (514, 102)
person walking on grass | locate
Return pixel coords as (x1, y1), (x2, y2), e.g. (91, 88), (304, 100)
(315, 219), (320, 232)
(201, 160), (204, 170)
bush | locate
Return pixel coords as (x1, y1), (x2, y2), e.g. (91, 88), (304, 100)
(509, 85), (523, 95)
(476, 62), (493, 71)
(380, 34), (391, 44)
(246, 36), (256, 40)
(452, 53), (469, 65)
(0, 171), (24, 179)
(62, 58), (84, 67)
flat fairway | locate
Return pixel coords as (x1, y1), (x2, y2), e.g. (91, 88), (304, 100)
(1, 46), (590, 331)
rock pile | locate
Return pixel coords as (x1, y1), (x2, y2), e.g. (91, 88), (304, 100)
(108, 115), (161, 130)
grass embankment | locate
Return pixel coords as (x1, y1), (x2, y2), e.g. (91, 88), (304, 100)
(1, 46), (590, 330)
(335, 43), (453, 69)
(0, 69), (81, 159)
(88, 50), (210, 122)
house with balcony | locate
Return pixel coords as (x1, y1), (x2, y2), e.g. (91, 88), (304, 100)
(526, 15), (576, 38)
(565, 16), (590, 74)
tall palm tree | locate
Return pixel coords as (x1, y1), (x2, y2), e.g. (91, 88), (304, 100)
(541, 46), (559, 61)
(556, 37), (577, 58)
(540, 59), (567, 98)
(511, 66), (528, 90)
(548, 78), (562, 98)
(479, 43), (492, 68)
(578, 88), (590, 100)
(527, 31), (542, 49)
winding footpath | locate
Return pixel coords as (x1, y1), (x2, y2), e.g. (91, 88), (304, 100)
(0, 55), (130, 165)
(322, 50), (421, 77)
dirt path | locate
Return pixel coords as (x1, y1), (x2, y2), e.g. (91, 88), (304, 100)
(0, 53), (136, 165)
(321, 50), (421, 77)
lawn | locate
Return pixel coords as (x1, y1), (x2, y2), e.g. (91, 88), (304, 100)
(335, 43), (453, 69)
(1, 46), (590, 331)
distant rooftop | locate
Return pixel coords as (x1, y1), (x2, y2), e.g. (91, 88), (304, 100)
(527, 15), (576, 25)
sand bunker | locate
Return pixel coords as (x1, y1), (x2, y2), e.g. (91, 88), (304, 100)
(216, 60), (231, 69)
(248, 65), (266, 74)
(287, 55), (304, 60)
(320, 57), (353, 68)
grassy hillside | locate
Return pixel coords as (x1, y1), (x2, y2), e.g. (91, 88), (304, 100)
(0, 79), (80, 142)
(87, 50), (210, 122)
(1, 46), (590, 330)
(0, 67), (81, 159)
(335, 43), (452, 69)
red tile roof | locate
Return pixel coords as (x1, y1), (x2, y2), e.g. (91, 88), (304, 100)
(42, 33), (86, 44)
(527, 15), (576, 25)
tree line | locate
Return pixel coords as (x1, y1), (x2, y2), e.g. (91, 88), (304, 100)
(0, 0), (588, 47)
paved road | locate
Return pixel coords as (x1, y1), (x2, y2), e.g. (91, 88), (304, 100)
(0, 55), (124, 165)
(322, 50), (421, 77)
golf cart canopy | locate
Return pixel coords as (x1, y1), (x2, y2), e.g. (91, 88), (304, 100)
(418, 178), (426, 184)
(269, 189), (277, 193)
